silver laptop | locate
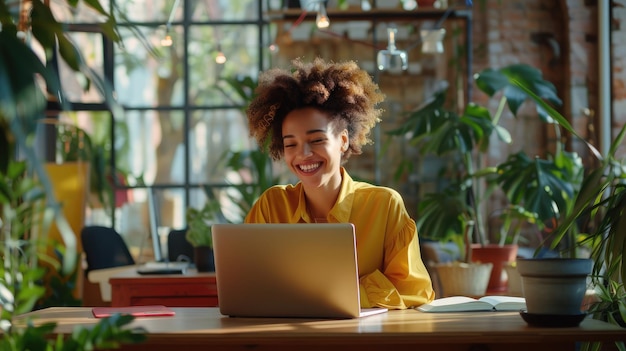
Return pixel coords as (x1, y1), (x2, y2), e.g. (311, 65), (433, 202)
(211, 223), (388, 319)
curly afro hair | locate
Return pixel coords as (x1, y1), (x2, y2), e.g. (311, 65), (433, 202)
(247, 58), (385, 162)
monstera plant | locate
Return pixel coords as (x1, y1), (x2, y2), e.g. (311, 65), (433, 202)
(389, 64), (583, 260)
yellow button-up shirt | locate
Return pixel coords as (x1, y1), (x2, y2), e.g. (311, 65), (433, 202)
(244, 169), (435, 309)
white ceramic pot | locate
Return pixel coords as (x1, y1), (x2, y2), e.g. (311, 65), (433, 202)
(516, 258), (592, 315)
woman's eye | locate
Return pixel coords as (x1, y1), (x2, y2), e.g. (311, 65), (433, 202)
(284, 144), (295, 148)
(311, 138), (324, 144)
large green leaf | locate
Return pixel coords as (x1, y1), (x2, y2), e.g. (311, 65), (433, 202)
(387, 89), (449, 138)
(495, 151), (582, 224)
(475, 64), (562, 122)
(389, 88), (497, 158)
(416, 184), (473, 242)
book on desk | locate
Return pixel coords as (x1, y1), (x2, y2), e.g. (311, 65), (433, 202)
(92, 305), (176, 318)
(417, 295), (526, 312)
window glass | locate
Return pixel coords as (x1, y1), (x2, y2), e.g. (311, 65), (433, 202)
(114, 109), (185, 186)
(115, 189), (151, 259)
(188, 108), (252, 183)
(115, 25), (186, 107)
(58, 32), (106, 103)
(190, 0), (258, 22)
(118, 0), (182, 23)
(187, 25), (260, 106)
(74, 0), (269, 234)
(51, 0), (111, 22)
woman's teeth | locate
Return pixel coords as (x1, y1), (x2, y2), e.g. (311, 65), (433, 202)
(299, 163), (321, 172)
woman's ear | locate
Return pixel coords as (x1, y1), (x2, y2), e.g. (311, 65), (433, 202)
(341, 129), (349, 152)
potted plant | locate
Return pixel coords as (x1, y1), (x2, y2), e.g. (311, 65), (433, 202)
(519, 90), (626, 332)
(388, 64), (584, 295)
(483, 68), (626, 335)
(185, 201), (221, 272)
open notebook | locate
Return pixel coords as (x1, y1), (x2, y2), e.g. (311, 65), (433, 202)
(211, 223), (387, 319)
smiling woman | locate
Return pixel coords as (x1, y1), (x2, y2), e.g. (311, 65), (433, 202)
(244, 58), (435, 310)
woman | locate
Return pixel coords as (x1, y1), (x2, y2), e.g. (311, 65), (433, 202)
(245, 58), (434, 309)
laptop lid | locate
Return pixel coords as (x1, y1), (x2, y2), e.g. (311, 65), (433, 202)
(211, 223), (386, 319)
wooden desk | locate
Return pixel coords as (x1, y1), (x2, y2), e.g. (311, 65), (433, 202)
(16, 307), (625, 351)
(109, 269), (218, 307)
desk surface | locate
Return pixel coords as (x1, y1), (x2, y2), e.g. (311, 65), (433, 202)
(17, 307), (625, 351)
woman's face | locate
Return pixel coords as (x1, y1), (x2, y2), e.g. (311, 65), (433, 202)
(282, 107), (348, 190)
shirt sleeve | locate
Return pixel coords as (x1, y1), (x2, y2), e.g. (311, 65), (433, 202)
(358, 220), (435, 309)
(359, 190), (435, 309)
(384, 219), (436, 307)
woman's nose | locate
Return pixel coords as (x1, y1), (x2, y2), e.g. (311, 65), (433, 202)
(301, 143), (313, 156)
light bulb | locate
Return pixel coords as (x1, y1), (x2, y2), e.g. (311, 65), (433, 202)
(268, 43), (280, 54)
(215, 51), (227, 64)
(161, 34), (173, 47)
(316, 2), (330, 29)
(361, 0), (371, 11)
(402, 0), (417, 10)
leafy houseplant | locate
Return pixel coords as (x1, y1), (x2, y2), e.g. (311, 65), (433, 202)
(1, 160), (146, 349)
(388, 64), (585, 295)
(390, 64), (583, 258)
(0, 0), (148, 347)
(488, 67), (626, 338)
(185, 200), (222, 272)
(186, 200), (220, 248)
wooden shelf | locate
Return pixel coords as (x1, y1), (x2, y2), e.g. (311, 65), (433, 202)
(266, 7), (472, 22)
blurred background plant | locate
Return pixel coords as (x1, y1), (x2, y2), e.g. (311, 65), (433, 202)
(0, 0), (149, 346)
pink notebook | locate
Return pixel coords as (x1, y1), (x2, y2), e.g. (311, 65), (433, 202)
(92, 305), (175, 318)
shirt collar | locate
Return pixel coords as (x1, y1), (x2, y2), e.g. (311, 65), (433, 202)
(292, 167), (355, 223)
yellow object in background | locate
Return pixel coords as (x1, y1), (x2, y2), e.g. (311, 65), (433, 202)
(45, 162), (89, 253)
(44, 161), (89, 301)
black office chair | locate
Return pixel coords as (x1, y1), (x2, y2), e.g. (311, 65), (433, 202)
(81, 226), (135, 274)
(167, 228), (195, 263)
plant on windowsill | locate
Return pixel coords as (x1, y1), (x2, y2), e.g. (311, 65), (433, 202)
(387, 64), (584, 296)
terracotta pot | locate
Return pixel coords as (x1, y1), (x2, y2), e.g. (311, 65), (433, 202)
(471, 244), (518, 294)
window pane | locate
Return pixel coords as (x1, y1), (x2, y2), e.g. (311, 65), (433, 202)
(188, 25), (260, 106)
(115, 26), (185, 107)
(188, 109), (252, 183)
(115, 189), (153, 260)
(190, 0), (259, 22)
(59, 32), (106, 103)
(115, 110), (185, 185)
(119, 0), (181, 23)
(51, 0), (111, 22)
